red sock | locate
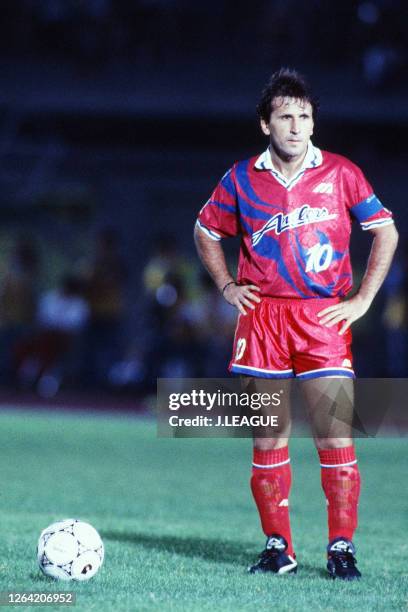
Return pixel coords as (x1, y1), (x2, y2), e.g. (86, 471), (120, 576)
(318, 446), (361, 542)
(251, 446), (294, 557)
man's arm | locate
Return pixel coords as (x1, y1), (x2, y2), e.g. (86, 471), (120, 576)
(318, 223), (399, 334)
(194, 223), (260, 316)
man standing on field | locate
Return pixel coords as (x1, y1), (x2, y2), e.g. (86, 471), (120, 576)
(194, 68), (398, 580)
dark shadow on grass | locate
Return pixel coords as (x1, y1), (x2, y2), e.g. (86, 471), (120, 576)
(294, 562), (329, 579)
(102, 532), (337, 578)
(102, 531), (256, 566)
(29, 572), (66, 584)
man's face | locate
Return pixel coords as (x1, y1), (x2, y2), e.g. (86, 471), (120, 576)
(260, 97), (314, 162)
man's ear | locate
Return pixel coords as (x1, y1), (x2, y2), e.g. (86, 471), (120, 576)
(260, 119), (270, 136)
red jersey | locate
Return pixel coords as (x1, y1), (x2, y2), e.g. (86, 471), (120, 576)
(197, 144), (393, 298)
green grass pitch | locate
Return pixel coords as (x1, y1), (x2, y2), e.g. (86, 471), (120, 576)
(0, 409), (407, 611)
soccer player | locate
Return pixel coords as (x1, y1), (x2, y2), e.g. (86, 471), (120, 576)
(194, 68), (398, 580)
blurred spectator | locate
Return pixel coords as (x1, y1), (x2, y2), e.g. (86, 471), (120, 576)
(80, 227), (128, 386)
(0, 237), (39, 385)
(37, 275), (89, 333)
(143, 232), (195, 299)
(14, 274), (89, 395)
(141, 233), (240, 381)
(180, 273), (237, 377)
(142, 232), (196, 347)
(142, 234), (202, 383)
(145, 273), (203, 380)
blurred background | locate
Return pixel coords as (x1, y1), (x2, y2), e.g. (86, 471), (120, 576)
(0, 0), (407, 407)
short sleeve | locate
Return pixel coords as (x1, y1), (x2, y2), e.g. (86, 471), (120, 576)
(345, 162), (394, 231)
(196, 167), (239, 240)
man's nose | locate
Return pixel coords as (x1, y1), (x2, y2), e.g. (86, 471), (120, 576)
(290, 120), (300, 133)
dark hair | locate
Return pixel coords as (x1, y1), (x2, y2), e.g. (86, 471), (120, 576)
(257, 68), (319, 123)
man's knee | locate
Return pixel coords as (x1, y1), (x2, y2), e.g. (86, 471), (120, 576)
(253, 437), (289, 451)
(314, 437), (353, 450)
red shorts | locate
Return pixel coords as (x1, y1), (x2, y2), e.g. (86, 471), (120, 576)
(229, 297), (354, 380)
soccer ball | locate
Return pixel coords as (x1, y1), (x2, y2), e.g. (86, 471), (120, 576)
(37, 519), (104, 581)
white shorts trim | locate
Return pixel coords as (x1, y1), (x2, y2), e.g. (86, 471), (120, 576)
(297, 366), (354, 378)
(231, 364), (293, 375)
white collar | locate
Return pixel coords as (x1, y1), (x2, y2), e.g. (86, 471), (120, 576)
(254, 141), (322, 190)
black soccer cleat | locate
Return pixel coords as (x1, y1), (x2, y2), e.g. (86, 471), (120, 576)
(248, 534), (297, 575)
(327, 537), (361, 581)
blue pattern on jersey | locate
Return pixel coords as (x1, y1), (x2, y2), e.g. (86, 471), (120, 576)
(239, 215), (253, 235)
(315, 230), (344, 262)
(220, 169), (236, 197)
(350, 194), (383, 222)
(290, 233), (338, 297)
(208, 200), (236, 215)
(254, 234), (306, 297)
(239, 197), (271, 222)
(235, 160), (283, 211)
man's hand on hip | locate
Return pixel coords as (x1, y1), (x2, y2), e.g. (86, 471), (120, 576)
(223, 283), (261, 316)
(317, 295), (371, 335)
